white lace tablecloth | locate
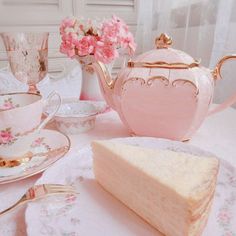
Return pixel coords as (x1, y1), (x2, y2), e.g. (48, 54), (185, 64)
(0, 105), (236, 235)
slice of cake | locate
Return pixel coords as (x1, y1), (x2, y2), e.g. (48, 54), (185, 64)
(92, 141), (219, 236)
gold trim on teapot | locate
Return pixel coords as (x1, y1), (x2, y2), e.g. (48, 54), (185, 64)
(127, 60), (200, 69)
(127, 33), (200, 69)
(155, 33), (172, 49)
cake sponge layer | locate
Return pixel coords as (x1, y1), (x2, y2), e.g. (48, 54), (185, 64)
(92, 141), (219, 236)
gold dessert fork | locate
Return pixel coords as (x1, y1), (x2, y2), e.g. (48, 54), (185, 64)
(0, 184), (78, 216)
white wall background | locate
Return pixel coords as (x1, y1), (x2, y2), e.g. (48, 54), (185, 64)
(0, 0), (138, 76)
(0, 0), (235, 108)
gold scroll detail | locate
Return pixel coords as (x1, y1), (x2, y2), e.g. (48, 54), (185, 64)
(172, 79), (199, 96)
(79, 59), (95, 74)
(122, 76), (199, 97)
(127, 60), (200, 69)
(146, 76), (169, 86)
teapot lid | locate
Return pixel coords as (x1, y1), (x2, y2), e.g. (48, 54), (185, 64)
(128, 33), (200, 69)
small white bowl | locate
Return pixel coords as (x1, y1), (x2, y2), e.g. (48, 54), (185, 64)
(45, 100), (106, 134)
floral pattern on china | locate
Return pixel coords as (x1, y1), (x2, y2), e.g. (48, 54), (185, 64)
(0, 128), (18, 146)
(0, 98), (20, 111)
(25, 137), (236, 236)
(0, 128), (45, 147)
(30, 137), (51, 151)
(0, 129), (70, 183)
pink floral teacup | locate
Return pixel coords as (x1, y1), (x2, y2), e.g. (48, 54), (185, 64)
(0, 92), (61, 160)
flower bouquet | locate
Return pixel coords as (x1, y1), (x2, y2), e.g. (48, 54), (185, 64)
(59, 15), (136, 100)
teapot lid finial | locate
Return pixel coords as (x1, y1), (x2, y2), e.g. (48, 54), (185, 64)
(155, 33), (172, 49)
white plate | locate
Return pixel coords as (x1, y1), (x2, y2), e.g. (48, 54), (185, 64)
(25, 137), (236, 236)
(0, 129), (70, 184)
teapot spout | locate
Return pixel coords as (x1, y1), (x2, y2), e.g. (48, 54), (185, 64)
(92, 61), (117, 109)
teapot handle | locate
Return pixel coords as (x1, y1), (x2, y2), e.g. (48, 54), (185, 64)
(208, 54), (236, 116)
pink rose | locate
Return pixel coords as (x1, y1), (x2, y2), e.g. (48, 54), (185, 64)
(31, 137), (44, 148)
(101, 15), (127, 43)
(60, 18), (77, 35)
(60, 17), (82, 58)
(101, 21), (120, 43)
(120, 31), (136, 55)
(60, 32), (79, 58)
(59, 15), (136, 62)
(60, 42), (76, 58)
(100, 15), (136, 55)
(0, 129), (14, 144)
(76, 36), (97, 56)
(34, 137), (44, 145)
(94, 41), (118, 64)
(3, 102), (14, 110)
(218, 209), (231, 224)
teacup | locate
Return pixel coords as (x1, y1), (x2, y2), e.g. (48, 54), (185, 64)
(0, 92), (61, 160)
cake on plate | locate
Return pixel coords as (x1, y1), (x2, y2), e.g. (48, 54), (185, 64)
(92, 141), (219, 236)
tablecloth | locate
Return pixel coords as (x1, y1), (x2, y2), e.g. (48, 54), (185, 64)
(0, 106), (236, 235)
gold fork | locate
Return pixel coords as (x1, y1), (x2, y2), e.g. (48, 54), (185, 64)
(0, 184), (78, 216)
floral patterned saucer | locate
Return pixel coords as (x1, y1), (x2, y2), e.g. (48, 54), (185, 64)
(25, 137), (236, 236)
(0, 129), (70, 184)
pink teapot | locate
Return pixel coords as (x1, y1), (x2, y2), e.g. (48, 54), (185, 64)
(91, 33), (236, 141)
